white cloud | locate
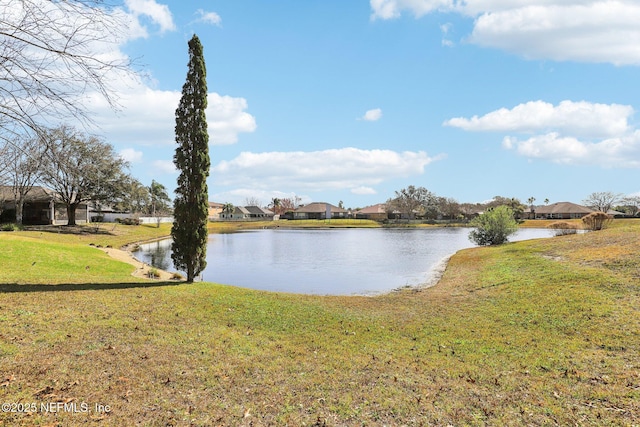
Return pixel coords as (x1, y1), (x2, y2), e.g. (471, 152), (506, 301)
(351, 186), (378, 195)
(445, 100), (633, 138)
(207, 93), (258, 145)
(370, 0), (452, 20)
(440, 22), (455, 46)
(89, 83), (256, 147)
(153, 160), (177, 174)
(195, 9), (222, 26)
(212, 148), (437, 191)
(503, 132), (640, 168)
(447, 99), (640, 167)
(371, 0), (640, 65)
(360, 108), (383, 122)
(470, 2), (640, 65)
(119, 148), (144, 163)
(125, 0), (176, 34)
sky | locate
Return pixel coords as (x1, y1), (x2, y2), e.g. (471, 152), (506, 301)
(75, 0), (640, 209)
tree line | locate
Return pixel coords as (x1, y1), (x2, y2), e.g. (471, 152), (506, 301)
(0, 126), (170, 226)
(381, 187), (639, 221)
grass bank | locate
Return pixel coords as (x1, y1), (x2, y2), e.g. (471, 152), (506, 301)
(0, 221), (638, 425)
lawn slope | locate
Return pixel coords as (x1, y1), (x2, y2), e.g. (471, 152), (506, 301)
(0, 222), (638, 426)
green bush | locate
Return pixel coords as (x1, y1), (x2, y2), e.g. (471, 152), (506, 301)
(115, 217), (140, 226)
(0, 223), (23, 232)
(468, 206), (519, 246)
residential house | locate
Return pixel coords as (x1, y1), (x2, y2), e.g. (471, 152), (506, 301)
(245, 206), (274, 220)
(208, 202), (224, 221)
(293, 202), (347, 220)
(354, 203), (389, 221)
(219, 206), (249, 220)
(0, 185), (89, 225)
(534, 202), (594, 220)
(217, 205), (275, 221)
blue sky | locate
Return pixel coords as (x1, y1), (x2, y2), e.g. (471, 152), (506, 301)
(84, 0), (640, 208)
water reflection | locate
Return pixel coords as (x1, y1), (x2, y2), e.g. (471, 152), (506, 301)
(134, 227), (555, 295)
(136, 240), (172, 271)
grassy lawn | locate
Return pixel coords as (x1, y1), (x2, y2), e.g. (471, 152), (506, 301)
(0, 221), (638, 425)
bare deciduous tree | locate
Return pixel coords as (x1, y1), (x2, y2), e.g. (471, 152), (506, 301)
(620, 196), (640, 217)
(582, 191), (622, 213)
(40, 125), (129, 226)
(386, 185), (438, 220)
(244, 196), (262, 207)
(1, 132), (46, 224)
(0, 0), (134, 140)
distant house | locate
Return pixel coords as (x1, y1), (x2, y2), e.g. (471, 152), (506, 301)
(221, 206), (250, 220)
(534, 202), (594, 220)
(293, 202), (347, 220)
(0, 185), (89, 225)
(245, 206), (274, 220)
(208, 202), (224, 221)
(355, 203), (389, 221)
(218, 205), (274, 221)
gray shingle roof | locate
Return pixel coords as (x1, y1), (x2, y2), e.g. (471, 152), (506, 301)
(535, 202), (594, 214)
(294, 202), (347, 214)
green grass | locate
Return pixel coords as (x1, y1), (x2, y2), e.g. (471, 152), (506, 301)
(0, 221), (638, 425)
(12, 222), (173, 249)
(0, 234), (143, 285)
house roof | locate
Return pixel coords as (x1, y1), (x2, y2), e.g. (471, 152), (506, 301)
(0, 185), (58, 202)
(535, 202), (594, 215)
(294, 202), (347, 214)
(208, 202), (224, 208)
(233, 206), (251, 215)
(245, 205), (274, 215)
(356, 203), (387, 214)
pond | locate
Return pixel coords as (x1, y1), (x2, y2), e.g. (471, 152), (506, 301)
(134, 227), (555, 295)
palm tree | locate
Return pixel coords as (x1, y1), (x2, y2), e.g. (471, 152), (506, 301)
(270, 197), (281, 215)
(527, 197), (536, 219)
(222, 202), (234, 219)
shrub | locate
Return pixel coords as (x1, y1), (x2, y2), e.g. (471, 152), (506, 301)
(116, 217), (140, 226)
(548, 221), (578, 236)
(0, 223), (23, 232)
(147, 268), (160, 279)
(468, 206), (519, 246)
(582, 211), (612, 231)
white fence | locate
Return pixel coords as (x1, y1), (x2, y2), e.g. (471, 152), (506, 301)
(138, 216), (173, 224)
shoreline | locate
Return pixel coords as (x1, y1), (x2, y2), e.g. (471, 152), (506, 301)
(100, 246), (178, 281)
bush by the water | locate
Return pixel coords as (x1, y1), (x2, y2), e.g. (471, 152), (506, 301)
(548, 221), (579, 236)
(468, 206), (519, 246)
(582, 211), (612, 231)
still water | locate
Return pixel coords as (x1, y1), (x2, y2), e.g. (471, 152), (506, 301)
(135, 228), (555, 295)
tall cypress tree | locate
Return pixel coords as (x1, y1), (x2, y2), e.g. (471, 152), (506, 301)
(171, 34), (210, 283)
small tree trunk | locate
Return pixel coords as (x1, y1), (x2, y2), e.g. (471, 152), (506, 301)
(16, 199), (24, 225)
